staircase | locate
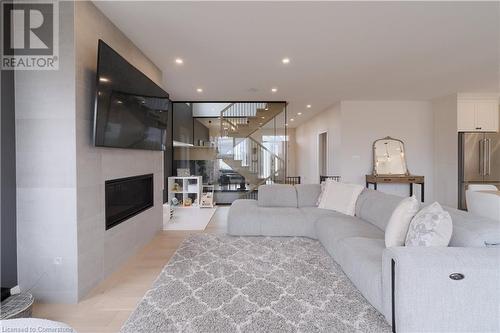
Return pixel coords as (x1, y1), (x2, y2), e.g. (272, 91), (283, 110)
(221, 103), (285, 139)
(218, 103), (286, 196)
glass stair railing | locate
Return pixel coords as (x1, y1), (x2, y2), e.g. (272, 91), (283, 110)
(218, 102), (287, 198)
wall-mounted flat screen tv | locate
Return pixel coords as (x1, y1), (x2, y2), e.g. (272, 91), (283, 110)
(93, 39), (170, 151)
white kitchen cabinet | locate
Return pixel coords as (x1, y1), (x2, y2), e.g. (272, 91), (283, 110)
(457, 101), (476, 131)
(457, 99), (499, 132)
(475, 101), (499, 131)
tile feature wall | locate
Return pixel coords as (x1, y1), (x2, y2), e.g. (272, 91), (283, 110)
(15, 2), (78, 303)
(15, 1), (164, 303)
(75, 1), (163, 299)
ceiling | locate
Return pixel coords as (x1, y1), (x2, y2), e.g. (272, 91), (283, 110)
(93, 1), (499, 127)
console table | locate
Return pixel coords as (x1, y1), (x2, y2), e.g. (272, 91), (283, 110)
(365, 175), (425, 202)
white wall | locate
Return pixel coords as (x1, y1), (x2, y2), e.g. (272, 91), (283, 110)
(295, 101), (434, 202)
(340, 101), (433, 201)
(432, 95), (458, 207)
(74, 1), (164, 299)
(295, 103), (342, 184)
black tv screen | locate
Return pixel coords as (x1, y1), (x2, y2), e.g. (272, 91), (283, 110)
(93, 40), (169, 151)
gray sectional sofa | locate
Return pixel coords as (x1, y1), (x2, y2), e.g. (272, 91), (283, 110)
(227, 184), (500, 333)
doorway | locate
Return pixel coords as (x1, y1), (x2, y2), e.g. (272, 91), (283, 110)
(318, 132), (328, 178)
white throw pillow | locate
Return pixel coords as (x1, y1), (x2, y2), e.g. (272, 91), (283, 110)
(318, 180), (364, 216)
(316, 179), (338, 206)
(316, 181), (326, 206)
(385, 195), (420, 247)
(405, 202), (453, 247)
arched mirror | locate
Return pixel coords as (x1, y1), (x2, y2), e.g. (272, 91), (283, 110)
(372, 136), (409, 176)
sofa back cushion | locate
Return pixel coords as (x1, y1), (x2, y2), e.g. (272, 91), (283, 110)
(258, 184), (297, 207)
(355, 189), (404, 231)
(295, 184), (321, 207)
(445, 207), (500, 247)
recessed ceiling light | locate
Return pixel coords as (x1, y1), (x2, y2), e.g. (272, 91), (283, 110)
(290, 118), (295, 122)
(306, 104), (311, 108)
(259, 122), (263, 125)
(271, 88), (278, 93)
(282, 57), (290, 64)
(261, 116), (265, 119)
(285, 123), (289, 126)
(99, 77), (110, 82)
(175, 58), (184, 64)
(297, 112), (302, 115)
(196, 88), (203, 93)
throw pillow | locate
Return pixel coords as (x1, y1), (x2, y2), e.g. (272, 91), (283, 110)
(318, 180), (364, 216)
(384, 195), (420, 247)
(316, 181), (327, 206)
(405, 202), (453, 247)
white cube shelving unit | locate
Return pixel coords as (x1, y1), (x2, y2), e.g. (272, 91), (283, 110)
(168, 176), (202, 208)
(200, 184), (215, 208)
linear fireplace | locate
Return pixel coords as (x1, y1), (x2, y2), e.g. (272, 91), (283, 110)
(105, 174), (154, 230)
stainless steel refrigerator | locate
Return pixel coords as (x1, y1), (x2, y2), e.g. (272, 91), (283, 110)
(459, 132), (500, 210)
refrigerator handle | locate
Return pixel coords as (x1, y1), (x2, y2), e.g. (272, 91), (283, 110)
(479, 139), (484, 176)
(487, 139), (491, 176)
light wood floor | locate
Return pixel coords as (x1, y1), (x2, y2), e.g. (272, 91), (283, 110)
(33, 206), (229, 333)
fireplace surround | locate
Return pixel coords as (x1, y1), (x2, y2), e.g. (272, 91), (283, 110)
(105, 174), (154, 230)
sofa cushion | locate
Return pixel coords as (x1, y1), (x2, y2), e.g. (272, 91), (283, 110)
(299, 207), (345, 224)
(355, 189), (404, 231)
(258, 184), (297, 207)
(227, 199), (262, 235)
(259, 207), (316, 238)
(228, 200), (316, 238)
(445, 207), (500, 247)
(316, 215), (384, 259)
(295, 184), (321, 207)
(335, 237), (385, 313)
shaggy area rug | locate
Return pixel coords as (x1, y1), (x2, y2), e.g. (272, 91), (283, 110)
(121, 234), (391, 333)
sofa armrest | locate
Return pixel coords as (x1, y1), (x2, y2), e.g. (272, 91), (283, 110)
(227, 199), (261, 235)
(382, 247), (500, 333)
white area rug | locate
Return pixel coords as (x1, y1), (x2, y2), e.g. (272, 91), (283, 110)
(120, 234), (391, 332)
(163, 206), (217, 230)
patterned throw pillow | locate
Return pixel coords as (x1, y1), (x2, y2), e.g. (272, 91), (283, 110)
(405, 202), (453, 247)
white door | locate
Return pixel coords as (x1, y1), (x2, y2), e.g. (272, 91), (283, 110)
(318, 132), (328, 177)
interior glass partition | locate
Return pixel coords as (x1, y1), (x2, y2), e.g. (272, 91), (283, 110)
(172, 102), (287, 204)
